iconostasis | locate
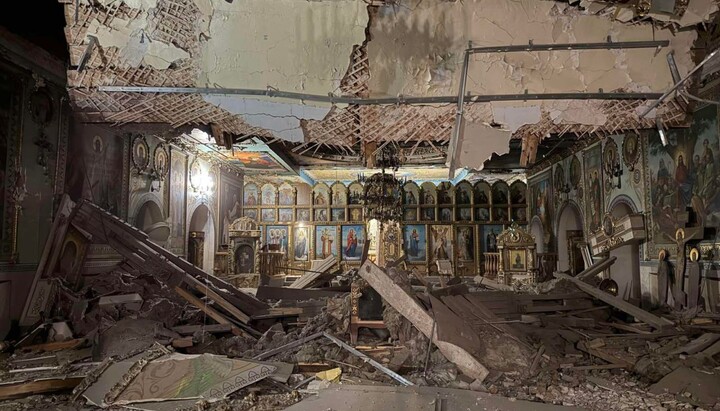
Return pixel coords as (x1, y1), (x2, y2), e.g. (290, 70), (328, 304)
(242, 179), (528, 275)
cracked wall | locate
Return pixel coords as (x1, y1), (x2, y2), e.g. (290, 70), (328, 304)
(368, 0), (696, 98)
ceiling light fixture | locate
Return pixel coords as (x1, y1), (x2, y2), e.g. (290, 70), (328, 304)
(656, 118), (668, 146)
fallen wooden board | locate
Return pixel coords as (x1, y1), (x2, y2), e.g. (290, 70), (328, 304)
(359, 260), (490, 382)
(174, 286), (247, 338)
(473, 276), (513, 291)
(576, 341), (634, 369)
(671, 333), (720, 355)
(184, 274), (250, 324)
(289, 256), (337, 289)
(554, 272), (674, 329)
(171, 324), (233, 335)
(0, 377), (84, 400)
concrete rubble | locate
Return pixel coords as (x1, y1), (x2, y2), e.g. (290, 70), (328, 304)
(2, 199), (720, 410)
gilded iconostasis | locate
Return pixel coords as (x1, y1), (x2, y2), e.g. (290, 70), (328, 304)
(242, 178), (528, 275)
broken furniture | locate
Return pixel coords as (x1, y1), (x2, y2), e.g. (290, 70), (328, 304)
(589, 212), (646, 255)
(434, 259), (453, 286)
(496, 223), (538, 285)
(349, 278), (386, 344)
(288, 256), (338, 289)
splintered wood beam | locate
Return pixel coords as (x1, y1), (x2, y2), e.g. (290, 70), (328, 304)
(183, 275), (251, 323)
(359, 260), (490, 382)
(520, 134), (541, 167)
(554, 272), (674, 329)
(0, 377), (84, 401)
(173, 286), (247, 337)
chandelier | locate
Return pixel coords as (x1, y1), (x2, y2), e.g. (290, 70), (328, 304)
(361, 145), (403, 222)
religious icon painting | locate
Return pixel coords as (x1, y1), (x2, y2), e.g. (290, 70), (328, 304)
(439, 207), (453, 222)
(493, 207), (509, 221)
(569, 156), (582, 189)
(278, 208), (293, 222)
(456, 226), (475, 262)
(261, 209), (275, 222)
(492, 182), (509, 205)
(331, 183), (347, 206)
(331, 208), (346, 222)
(584, 144), (604, 233)
(403, 224), (427, 263)
(315, 225), (338, 259)
(243, 208), (257, 221)
(512, 207), (527, 222)
(603, 138), (620, 176)
(622, 132), (640, 170)
(131, 135), (150, 171)
(244, 183), (259, 206)
(153, 144), (168, 177)
(341, 225), (365, 261)
(437, 182), (453, 205)
(349, 208), (363, 222)
(296, 208), (310, 222)
(509, 249), (526, 270)
(313, 184), (330, 206)
(293, 226), (309, 261)
(429, 225), (453, 263)
(314, 208), (328, 222)
(403, 182), (420, 206)
(458, 207), (472, 221)
(404, 208), (417, 221)
(261, 184), (277, 206)
(421, 182), (436, 205)
(348, 182), (364, 205)
(421, 207), (435, 221)
(475, 207), (490, 222)
(266, 225), (289, 257)
(481, 225), (503, 253)
(474, 181), (490, 205)
(455, 182), (472, 205)
(510, 181), (527, 205)
(278, 183), (294, 205)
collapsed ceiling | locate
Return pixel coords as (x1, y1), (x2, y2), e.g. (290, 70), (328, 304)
(63, 0), (718, 169)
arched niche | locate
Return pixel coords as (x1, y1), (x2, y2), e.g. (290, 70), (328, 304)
(420, 182), (436, 205)
(296, 183), (312, 206)
(455, 181), (472, 205)
(260, 183), (277, 206)
(555, 201), (584, 274)
(313, 183), (331, 206)
(331, 182), (348, 206)
(492, 181), (509, 205)
(403, 181), (420, 205)
(244, 183), (259, 206)
(530, 216), (544, 253)
(437, 182), (453, 205)
(134, 199), (170, 244)
(474, 181), (490, 205)
(348, 182), (363, 205)
(278, 182), (295, 206)
(510, 181), (527, 205)
(608, 198), (641, 302)
(188, 203), (216, 273)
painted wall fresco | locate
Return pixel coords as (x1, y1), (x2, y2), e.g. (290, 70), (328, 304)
(219, 173), (243, 247)
(528, 170), (553, 248)
(168, 148), (187, 255)
(648, 105), (720, 245)
(584, 143), (604, 234)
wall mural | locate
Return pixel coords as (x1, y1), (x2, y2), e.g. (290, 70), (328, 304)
(168, 148), (187, 255)
(341, 225), (364, 261)
(219, 173), (243, 247)
(293, 226), (309, 261)
(584, 143), (604, 234)
(648, 105), (720, 245)
(528, 170), (553, 247)
(65, 127), (125, 217)
(315, 225), (338, 259)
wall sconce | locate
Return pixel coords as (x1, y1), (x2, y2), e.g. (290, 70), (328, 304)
(608, 159), (623, 190)
(194, 171), (215, 203)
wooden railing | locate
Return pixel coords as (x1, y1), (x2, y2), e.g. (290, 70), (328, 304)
(536, 253), (558, 283)
(483, 252), (500, 279)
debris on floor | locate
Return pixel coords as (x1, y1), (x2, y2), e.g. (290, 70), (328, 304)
(3, 199), (720, 410)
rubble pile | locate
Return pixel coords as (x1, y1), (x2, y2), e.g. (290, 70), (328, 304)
(2, 199), (720, 410)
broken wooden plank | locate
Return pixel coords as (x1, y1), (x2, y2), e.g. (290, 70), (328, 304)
(575, 256), (616, 280)
(554, 272), (674, 329)
(359, 260), (490, 382)
(173, 286), (246, 338)
(22, 338), (86, 353)
(576, 341), (634, 369)
(671, 333), (720, 355)
(0, 377), (84, 401)
(289, 256), (338, 289)
(598, 321), (651, 334)
(183, 274), (251, 324)
(430, 283), (469, 298)
(561, 363), (627, 371)
(473, 276), (513, 291)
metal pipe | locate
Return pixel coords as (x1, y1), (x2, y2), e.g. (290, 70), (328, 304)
(97, 85), (663, 105)
(467, 39), (669, 54)
(447, 45), (471, 177)
(640, 48), (720, 118)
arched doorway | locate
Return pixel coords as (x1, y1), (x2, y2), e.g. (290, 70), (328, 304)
(608, 200), (641, 302)
(134, 201), (170, 245)
(556, 202), (584, 274)
(530, 217), (544, 254)
(188, 204), (216, 273)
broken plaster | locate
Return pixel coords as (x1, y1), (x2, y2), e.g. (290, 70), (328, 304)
(85, 15), (189, 70)
(456, 121), (512, 171)
(202, 95), (330, 143)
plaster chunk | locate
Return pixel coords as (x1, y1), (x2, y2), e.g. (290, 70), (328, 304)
(81, 0), (157, 10)
(490, 103), (542, 133)
(199, 0), (368, 98)
(456, 121), (512, 171)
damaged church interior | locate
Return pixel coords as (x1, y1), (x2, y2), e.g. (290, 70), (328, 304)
(4, 0), (720, 409)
